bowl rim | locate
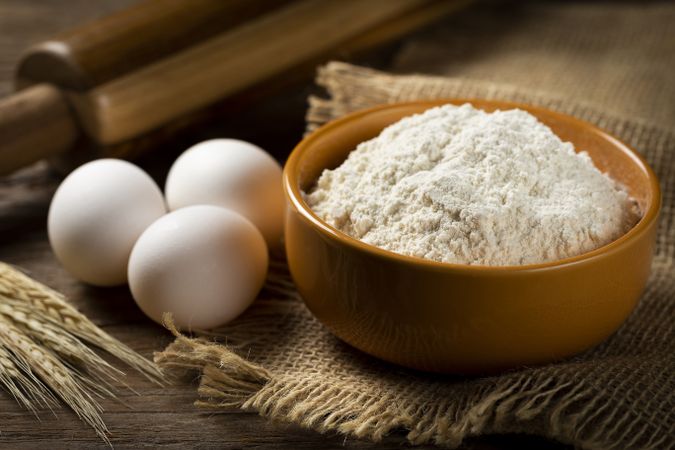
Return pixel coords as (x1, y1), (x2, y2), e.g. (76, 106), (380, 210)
(283, 99), (662, 273)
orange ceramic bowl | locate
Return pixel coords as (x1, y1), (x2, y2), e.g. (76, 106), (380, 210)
(283, 100), (661, 374)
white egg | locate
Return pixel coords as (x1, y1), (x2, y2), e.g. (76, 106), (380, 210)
(165, 139), (284, 249)
(48, 159), (166, 286)
(128, 205), (268, 330)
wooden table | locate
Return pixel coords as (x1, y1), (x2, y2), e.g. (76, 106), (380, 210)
(0, 2), (570, 448)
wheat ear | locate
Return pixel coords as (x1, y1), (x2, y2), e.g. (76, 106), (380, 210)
(0, 262), (165, 444)
(0, 263), (163, 382)
(0, 315), (111, 444)
(0, 344), (56, 412)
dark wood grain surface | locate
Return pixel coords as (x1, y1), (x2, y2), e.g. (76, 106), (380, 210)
(0, 2), (570, 449)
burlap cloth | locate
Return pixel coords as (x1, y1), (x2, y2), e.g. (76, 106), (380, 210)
(156, 3), (674, 449)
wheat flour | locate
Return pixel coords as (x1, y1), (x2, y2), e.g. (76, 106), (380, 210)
(305, 104), (640, 266)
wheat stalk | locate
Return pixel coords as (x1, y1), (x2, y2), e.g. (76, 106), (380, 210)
(0, 262), (165, 444)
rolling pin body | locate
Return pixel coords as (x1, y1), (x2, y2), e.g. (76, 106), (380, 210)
(0, 0), (287, 175)
(16, 0), (290, 90)
(0, 85), (78, 172)
(0, 0), (469, 175)
(74, 0), (439, 145)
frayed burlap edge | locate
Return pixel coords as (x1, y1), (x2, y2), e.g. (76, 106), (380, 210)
(154, 295), (672, 450)
(154, 63), (674, 450)
(153, 263), (673, 449)
(156, 315), (271, 408)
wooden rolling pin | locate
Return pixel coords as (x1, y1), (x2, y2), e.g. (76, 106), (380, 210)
(3, 0), (290, 173)
(0, 0), (469, 175)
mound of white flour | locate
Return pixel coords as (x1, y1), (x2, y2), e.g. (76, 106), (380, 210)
(306, 104), (640, 266)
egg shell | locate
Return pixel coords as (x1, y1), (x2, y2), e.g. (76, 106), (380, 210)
(164, 139), (284, 249)
(128, 205), (268, 330)
(48, 159), (166, 286)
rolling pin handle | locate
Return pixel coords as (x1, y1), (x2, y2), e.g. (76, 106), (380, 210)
(0, 84), (79, 175)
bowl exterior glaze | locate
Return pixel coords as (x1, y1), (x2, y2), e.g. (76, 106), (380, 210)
(283, 100), (661, 374)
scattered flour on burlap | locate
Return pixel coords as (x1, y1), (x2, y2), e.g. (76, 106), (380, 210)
(305, 104), (641, 266)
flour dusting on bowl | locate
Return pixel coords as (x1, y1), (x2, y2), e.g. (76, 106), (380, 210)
(306, 104), (640, 266)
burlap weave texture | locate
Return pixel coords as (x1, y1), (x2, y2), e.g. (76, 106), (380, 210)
(157, 3), (674, 449)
